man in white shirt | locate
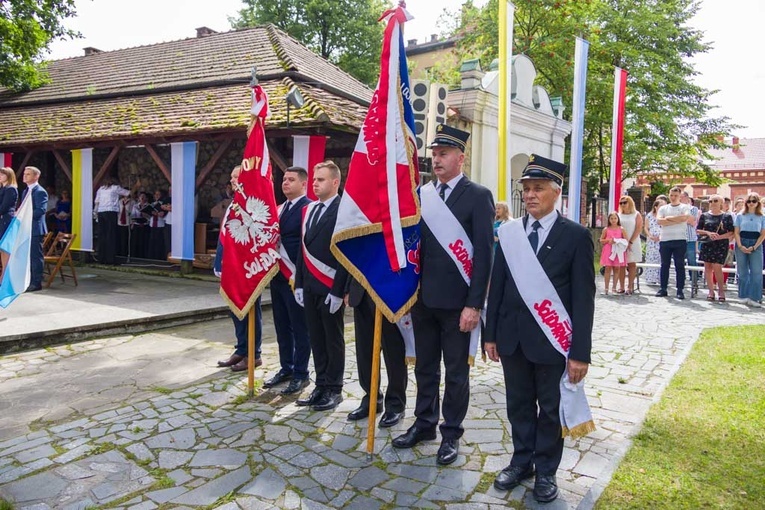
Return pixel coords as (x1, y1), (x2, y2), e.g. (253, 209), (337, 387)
(656, 186), (692, 299)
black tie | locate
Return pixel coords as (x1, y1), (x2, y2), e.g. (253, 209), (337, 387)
(439, 183), (449, 201)
(280, 200), (291, 219)
(309, 203), (324, 231)
(528, 220), (542, 253)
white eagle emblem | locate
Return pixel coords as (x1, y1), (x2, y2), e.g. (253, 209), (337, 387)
(226, 197), (277, 252)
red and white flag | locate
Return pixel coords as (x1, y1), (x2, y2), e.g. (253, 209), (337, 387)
(292, 135), (326, 201)
(609, 67), (628, 211)
(220, 85), (281, 319)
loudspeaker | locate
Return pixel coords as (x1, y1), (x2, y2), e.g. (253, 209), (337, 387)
(426, 83), (448, 153)
(410, 80), (430, 158)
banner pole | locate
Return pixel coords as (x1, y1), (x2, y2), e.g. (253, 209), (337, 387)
(248, 307), (255, 396)
(366, 308), (383, 458)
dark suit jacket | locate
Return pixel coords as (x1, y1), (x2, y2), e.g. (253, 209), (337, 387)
(22, 185), (48, 237)
(295, 196), (348, 297)
(0, 186), (18, 237)
(485, 213), (595, 364)
(419, 177), (495, 310)
(280, 196), (311, 266)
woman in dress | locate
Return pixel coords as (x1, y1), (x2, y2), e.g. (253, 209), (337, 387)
(733, 193), (765, 306)
(599, 212), (628, 294)
(618, 196), (643, 294)
(55, 190), (72, 233)
(697, 194), (735, 302)
(643, 197), (667, 285)
(0, 167), (19, 280)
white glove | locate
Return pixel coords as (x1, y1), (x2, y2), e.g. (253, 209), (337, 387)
(214, 269), (221, 278)
(294, 288), (304, 308)
(325, 294), (343, 314)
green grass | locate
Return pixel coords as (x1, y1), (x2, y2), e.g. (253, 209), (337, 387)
(596, 325), (765, 509)
(0, 498), (14, 510)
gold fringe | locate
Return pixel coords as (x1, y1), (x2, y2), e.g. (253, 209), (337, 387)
(405, 356), (416, 366)
(562, 420), (596, 439)
(220, 264), (280, 320)
(468, 355), (475, 367)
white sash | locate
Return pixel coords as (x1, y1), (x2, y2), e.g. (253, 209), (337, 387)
(301, 202), (336, 288)
(420, 182), (481, 364)
(277, 202), (296, 284)
(499, 218), (595, 438)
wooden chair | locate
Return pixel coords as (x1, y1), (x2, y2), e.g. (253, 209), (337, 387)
(41, 231), (54, 254)
(43, 232), (78, 288)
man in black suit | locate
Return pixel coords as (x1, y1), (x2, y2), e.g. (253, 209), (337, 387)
(262, 166), (313, 395)
(294, 161), (348, 412)
(22, 166), (48, 292)
(484, 155), (595, 503)
(392, 125), (494, 465)
(345, 277), (407, 427)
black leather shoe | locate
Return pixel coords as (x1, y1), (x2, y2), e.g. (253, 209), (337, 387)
(494, 465), (534, 491)
(436, 438), (459, 465)
(655, 289), (668, 297)
(296, 387), (323, 406)
(26, 285), (42, 292)
(379, 411), (404, 428)
(392, 425), (437, 449)
(676, 290), (685, 300)
(533, 474), (559, 503)
(347, 405), (370, 421)
(281, 378), (310, 395)
(263, 370), (292, 388)
(217, 354), (244, 368)
(231, 358), (262, 372)
(312, 391), (343, 411)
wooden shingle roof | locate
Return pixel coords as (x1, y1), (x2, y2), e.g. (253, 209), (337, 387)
(0, 25), (373, 149)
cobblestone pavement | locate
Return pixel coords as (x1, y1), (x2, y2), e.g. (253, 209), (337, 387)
(1, 292), (763, 510)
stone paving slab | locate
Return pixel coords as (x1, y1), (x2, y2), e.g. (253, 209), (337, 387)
(0, 291), (763, 509)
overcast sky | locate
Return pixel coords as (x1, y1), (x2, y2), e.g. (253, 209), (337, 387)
(47, 0), (764, 138)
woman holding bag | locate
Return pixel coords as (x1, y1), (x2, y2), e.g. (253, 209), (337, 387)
(697, 195), (734, 302)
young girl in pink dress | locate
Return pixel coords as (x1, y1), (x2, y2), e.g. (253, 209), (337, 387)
(599, 212), (628, 295)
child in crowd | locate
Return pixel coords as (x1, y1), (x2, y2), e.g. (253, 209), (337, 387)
(600, 212), (628, 295)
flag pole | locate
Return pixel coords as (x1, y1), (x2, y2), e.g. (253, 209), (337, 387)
(247, 307), (255, 396)
(366, 308), (383, 458)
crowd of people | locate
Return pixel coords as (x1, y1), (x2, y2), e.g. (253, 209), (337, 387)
(601, 185), (765, 305)
(212, 126), (594, 504)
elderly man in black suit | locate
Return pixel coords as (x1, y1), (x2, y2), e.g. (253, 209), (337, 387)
(484, 155), (595, 503)
(262, 166), (313, 395)
(21, 166), (49, 292)
(294, 161), (348, 412)
(392, 125), (495, 466)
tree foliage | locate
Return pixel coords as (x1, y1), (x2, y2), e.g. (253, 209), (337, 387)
(230, 0), (391, 87)
(0, 0), (78, 91)
(443, 0), (735, 188)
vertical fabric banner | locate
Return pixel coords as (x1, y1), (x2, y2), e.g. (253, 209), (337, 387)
(331, 5), (420, 322)
(71, 148), (93, 251)
(567, 37), (589, 223)
(292, 135), (326, 201)
(497, 1), (515, 201)
(170, 141), (198, 260)
(0, 194), (32, 308)
(0, 153), (12, 168)
(609, 67), (628, 211)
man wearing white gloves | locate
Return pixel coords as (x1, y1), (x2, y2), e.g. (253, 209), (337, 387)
(294, 161), (348, 411)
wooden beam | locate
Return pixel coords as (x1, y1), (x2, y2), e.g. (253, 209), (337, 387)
(196, 138), (232, 188)
(145, 144), (171, 183)
(51, 149), (72, 182)
(16, 151), (35, 179)
(267, 141), (289, 173)
(92, 145), (122, 190)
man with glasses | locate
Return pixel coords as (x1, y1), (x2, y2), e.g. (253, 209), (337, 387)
(681, 192), (701, 295)
(656, 187), (692, 299)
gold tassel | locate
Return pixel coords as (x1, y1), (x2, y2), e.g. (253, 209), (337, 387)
(405, 356), (416, 366)
(468, 355), (475, 367)
(562, 420), (596, 439)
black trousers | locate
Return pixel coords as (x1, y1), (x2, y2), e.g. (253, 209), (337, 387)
(501, 348), (566, 476)
(30, 234), (44, 288)
(130, 224), (148, 259)
(353, 291), (407, 413)
(411, 301), (470, 440)
(148, 226), (166, 260)
(270, 273), (311, 380)
(117, 225), (130, 257)
(97, 211), (118, 264)
(303, 289), (345, 392)
(659, 239), (686, 291)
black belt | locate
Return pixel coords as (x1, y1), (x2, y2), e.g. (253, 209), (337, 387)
(740, 231), (760, 239)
